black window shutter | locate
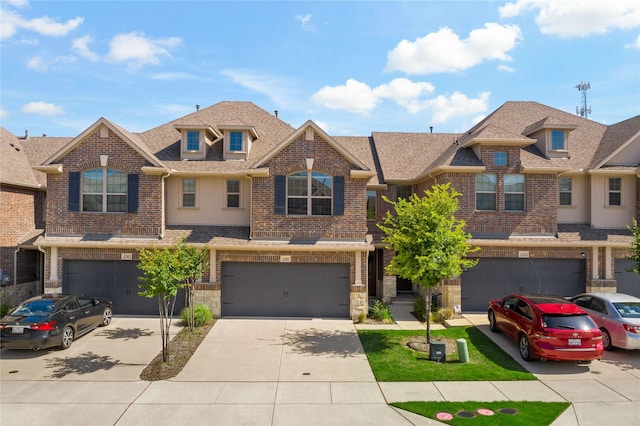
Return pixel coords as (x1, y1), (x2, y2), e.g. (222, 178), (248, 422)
(274, 175), (286, 215)
(127, 174), (139, 213)
(68, 172), (80, 212)
(334, 176), (344, 216)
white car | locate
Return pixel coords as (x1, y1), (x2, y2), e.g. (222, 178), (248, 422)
(570, 293), (640, 350)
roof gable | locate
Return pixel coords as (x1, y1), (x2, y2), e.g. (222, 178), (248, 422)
(252, 120), (369, 170)
(42, 117), (162, 167)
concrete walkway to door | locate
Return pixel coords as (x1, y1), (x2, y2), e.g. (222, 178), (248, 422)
(117, 318), (434, 426)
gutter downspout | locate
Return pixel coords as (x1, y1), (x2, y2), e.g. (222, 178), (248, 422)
(37, 245), (46, 294)
(13, 248), (19, 305)
(160, 169), (173, 239)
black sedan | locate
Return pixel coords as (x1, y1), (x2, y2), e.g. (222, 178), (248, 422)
(0, 294), (112, 350)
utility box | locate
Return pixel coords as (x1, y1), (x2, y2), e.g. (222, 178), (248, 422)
(429, 342), (446, 362)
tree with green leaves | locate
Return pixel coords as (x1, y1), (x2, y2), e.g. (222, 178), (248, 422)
(627, 217), (640, 275)
(137, 239), (208, 361)
(378, 183), (479, 343)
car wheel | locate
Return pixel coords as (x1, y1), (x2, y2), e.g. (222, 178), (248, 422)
(601, 329), (614, 351)
(101, 307), (113, 326)
(488, 310), (499, 332)
(519, 334), (532, 361)
(59, 326), (74, 350)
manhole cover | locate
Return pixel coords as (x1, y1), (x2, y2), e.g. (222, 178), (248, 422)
(456, 410), (476, 418)
(498, 408), (519, 415)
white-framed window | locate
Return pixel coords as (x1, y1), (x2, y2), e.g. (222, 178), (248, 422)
(551, 130), (566, 150)
(396, 185), (413, 200)
(229, 131), (243, 151)
(186, 131), (200, 151)
(287, 171), (332, 216)
(475, 174), (496, 211)
(608, 177), (622, 206)
(226, 179), (240, 208)
(82, 168), (127, 212)
(366, 190), (376, 220)
(504, 174), (525, 211)
(559, 177), (572, 206)
(493, 151), (507, 166)
(182, 178), (196, 207)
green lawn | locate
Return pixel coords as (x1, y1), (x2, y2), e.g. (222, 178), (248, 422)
(358, 326), (535, 381)
(392, 401), (570, 426)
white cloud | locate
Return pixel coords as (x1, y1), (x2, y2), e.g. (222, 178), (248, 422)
(72, 35), (100, 61)
(1, 8), (83, 39)
(6, 0), (29, 7)
(498, 64), (516, 72)
(296, 14), (313, 31)
(499, 0), (640, 38)
(312, 79), (380, 114)
(105, 32), (181, 69)
(26, 56), (47, 71)
(152, 72), (198, 80)
(221, 68), (300, 107)
(0, 107), (8, 118)
(625, 33), (640, 48)
(21, 101), (64, 115)
(385, 24), (522, 74)
(425, 91), (491, 124)
(373, 78), (435, 113)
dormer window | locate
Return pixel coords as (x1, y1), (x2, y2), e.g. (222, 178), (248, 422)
(493, 151), (507, 166)
(551, 130), (566, 151)
(229, 131), (243, 151)
(186, 131), (200, 151)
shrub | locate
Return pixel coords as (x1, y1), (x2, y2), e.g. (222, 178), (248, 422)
(356, 312), (367, 323)
(413, 297), (426, 322)
(0, 303), (11, 317)
(180, 303), (214, 327)
(430, 307), (455, 324)
(370, 299), (393, 324)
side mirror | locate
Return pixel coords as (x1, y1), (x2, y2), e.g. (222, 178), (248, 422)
(495, 301), (503, 307)
(93, 299), (100, 305)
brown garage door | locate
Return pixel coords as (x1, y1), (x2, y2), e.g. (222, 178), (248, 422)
(221, 262), (350, 318)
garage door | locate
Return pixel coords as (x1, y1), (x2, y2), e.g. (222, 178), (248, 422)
(615, 259), (640, 298)
(461, 258), (585, 312)
(64, 260), (185, 316)
(221, 262), (350, 318)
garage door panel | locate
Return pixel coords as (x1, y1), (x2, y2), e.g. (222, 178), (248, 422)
(222, 263), (349, 318)
(64, 260), (185, 316)
(461, 259), (585, 312)
(616, 259), (640, 298)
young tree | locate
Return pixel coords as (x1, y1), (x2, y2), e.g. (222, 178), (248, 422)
(138, 246), (183, 362)
(627, 217), (640, 275)
(378, 183), (479, 343)
(175, 239), (208, 332)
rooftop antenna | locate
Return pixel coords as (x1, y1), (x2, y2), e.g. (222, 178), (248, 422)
(575, 81), (591, 118)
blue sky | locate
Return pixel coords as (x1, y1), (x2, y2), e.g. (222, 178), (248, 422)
(1, 0), (639, 138)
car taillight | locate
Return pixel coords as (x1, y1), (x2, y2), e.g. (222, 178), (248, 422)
(535, 329), (557, 340)
(623, 324), (640, 335)
(30, 321), (56, 331)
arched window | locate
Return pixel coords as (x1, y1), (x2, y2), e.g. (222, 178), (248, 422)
(82, 168), (127, 212)
(287, 171), (332, 215)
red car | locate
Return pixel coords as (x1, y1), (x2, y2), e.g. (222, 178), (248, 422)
(487, 294), (603, 362)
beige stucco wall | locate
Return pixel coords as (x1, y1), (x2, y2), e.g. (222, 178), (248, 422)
(591, 174), (636, 228)
(166, 176), (250, 225)
(558, 174), (590, 224)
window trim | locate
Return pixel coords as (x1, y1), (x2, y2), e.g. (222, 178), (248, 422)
(228, 131), (244, 152)
(607, 177), (622, 207)
(475, 173), (497, 211)
(550, 129), (566, 151)
(493, 151), (508, 167)
(559, 177), (572, 207)
(81, 168), (128, 213)
(286, 171), (333, 216)
(181, 178), (197, 208)
(504, 174), (525, 212)
(186, 130), (201, 152)
(226, 179), (241, 208)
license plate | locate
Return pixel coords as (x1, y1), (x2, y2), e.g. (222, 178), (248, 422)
(568, 338), (581, 346)
(11, 327), (24, 334)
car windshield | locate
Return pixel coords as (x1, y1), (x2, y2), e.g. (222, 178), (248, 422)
(612, 302), (640, 318)
(10, 300), (55, 317)
(541, 314), (595, 330)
